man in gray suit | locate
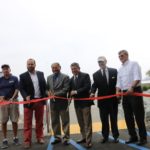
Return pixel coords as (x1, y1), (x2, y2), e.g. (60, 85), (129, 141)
(47, 63), (70, 145)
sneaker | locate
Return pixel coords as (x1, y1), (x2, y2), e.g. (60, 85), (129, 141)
(13, 137), (19, 145)
(1, 140), (8, 149)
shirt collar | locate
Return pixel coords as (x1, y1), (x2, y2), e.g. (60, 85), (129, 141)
(122, 60), (129, 66)
(100, 67), (108, 72)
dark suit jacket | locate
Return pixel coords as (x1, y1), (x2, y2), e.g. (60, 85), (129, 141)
(70, 72), (94, 108)
(91, 68), (117, 107)
(19, 71), (47, 108)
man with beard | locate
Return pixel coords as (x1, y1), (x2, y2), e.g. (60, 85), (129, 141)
(20, 59), (47, 149)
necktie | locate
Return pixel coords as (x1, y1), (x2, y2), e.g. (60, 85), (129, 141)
(74, 76), (78, 88)
(53, 74), (58, 86)
(102, 69), (108, 84)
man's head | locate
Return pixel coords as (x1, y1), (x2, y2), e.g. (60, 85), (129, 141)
(51, 63), (61, 74)
(118, 50), (129, 63)
(70, 62), (80, 75)
(27, 58), (36, 73)
(1, 64), (11, 77)
(97, 56), (107, 69)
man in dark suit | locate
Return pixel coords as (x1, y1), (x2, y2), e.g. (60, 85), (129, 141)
(91, 56), (119, 143)
(47, 63), (70, 145)
(20, 58), (47, 149)
(70, 62), (94, 148)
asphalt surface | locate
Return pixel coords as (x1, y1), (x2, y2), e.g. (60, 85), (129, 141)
(1, 100), (150, 149)
(1, 129), (150, 150)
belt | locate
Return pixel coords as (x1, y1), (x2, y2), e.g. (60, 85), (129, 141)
(122, 90), (127, 93)
(122, 86), (141, 93)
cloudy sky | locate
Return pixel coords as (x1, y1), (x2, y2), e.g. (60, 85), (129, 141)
(0, 0), (150, 79)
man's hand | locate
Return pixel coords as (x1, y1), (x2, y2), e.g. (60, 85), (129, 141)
(126, 87), (134, 95)
(70, 90), (77, 96)
(9, 98), (14, 102)
(26, 96), (31, 106)
(90, 93), (95, 97)
(26, 96), (30, 101)
(0, 96), (4, 102)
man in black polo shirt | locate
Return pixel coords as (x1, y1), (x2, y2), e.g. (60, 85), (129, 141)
(0, 64), (19, 149)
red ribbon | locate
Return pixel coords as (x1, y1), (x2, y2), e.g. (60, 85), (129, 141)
(0, 92), (149, 106)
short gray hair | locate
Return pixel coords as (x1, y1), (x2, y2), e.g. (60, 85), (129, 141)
(118, 50), (128, 56)
(70, 62), (80, 68)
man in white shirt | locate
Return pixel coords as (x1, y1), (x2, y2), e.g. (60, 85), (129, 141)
(116, 50), (147, 146)
(20, 59), (47, 149)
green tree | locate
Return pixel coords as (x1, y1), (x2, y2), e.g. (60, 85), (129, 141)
(146, 70), (150, 77)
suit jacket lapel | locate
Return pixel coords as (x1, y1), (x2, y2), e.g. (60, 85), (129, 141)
(98, 70), (103, 79)
(108, 68), (111, 85)
(53, 73), (62, 89)
(26, 72), (34, 90)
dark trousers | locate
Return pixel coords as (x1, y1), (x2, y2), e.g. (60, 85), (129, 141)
(122, 87), (147, 139)
(75, 106), (92, 144)
(99, 101), (119, 139)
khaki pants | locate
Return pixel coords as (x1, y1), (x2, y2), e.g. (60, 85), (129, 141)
(75, 106), (92, 144)
(50, 104), (70, 139)
(0, 101), (19, 123)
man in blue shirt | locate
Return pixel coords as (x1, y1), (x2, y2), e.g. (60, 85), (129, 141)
(0, 64), (19, 149)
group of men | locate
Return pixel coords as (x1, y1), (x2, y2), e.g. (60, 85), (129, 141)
(0, 50), (147, 149)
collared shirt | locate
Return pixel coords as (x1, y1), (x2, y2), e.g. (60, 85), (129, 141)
(74, 75), (78, 80)
(116, 60), (141, 90)
(0, 75), (19, 99)
(29, 71), (41, 98)
(100, 68), (109, 83)
(0, 72), (3, 77)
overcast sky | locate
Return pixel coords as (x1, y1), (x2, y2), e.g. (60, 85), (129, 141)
(0, 0), (150, 79)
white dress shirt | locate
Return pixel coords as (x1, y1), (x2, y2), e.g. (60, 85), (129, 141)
(29, 71), (41, 98)
(116, 60), (141, 90)
(101, 68), (109, 84)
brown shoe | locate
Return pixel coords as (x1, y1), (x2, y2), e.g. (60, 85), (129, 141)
(84, 143), (92, 148)
(37, 138), (45, 144)
(23, 143), (31, 149)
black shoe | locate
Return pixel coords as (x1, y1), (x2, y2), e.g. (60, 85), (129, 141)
(113, 138), (119, 143)
(51, 138), (61, 145)
(125, 137), (138, 144)
(100, 138), (108, 144)
(77, 139), (86, 144)
(13, 137), (20, 145)
(63, 139), (69, 145)
(137, 138), (147, 146)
